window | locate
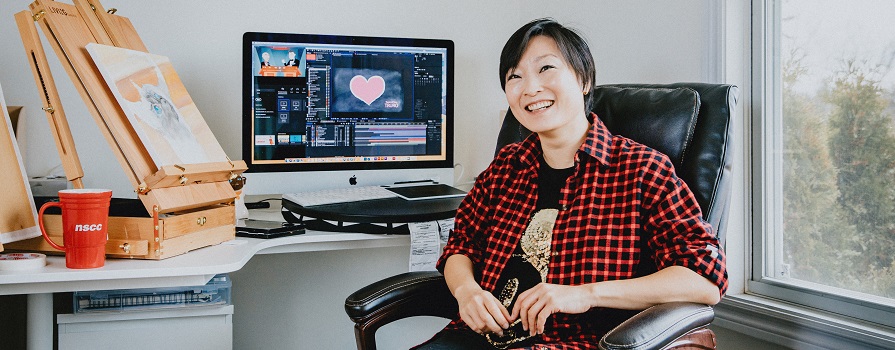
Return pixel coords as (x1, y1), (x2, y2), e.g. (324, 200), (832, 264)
(752, 0), (895, 327)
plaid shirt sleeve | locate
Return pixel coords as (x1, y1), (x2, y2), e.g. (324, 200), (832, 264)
(640, 153), (729, 295)
(436, 161), (495, 273)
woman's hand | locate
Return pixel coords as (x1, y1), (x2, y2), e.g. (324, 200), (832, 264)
(510, 283), (594, 336)
(508, 267), (722, 336)
(453, 283), (512, 336)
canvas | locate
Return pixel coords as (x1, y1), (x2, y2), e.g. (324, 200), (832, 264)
(0, 83), (40, 247)
(86, 43), (228, 166)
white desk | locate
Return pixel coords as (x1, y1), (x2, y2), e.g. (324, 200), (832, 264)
(0, 202), (414, 349)
(0, 232), (409, 296)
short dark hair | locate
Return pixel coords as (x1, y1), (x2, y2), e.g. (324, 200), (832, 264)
(499, 18), (597, 112)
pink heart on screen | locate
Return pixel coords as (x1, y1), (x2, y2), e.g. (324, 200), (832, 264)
(350, 75), (385, 105)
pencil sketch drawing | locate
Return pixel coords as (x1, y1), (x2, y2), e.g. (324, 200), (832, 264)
(86, 43), (228, 166)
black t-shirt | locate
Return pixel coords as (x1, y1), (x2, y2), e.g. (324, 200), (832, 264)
(487, 157), (573, 348)
(535, 159), (574, 210)
(497, 157), (574, 293)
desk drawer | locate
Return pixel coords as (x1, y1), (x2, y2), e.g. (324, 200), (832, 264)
(57, 305), (233, 350)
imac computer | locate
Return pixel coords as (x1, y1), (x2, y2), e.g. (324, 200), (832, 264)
(242, 32), (454, 195)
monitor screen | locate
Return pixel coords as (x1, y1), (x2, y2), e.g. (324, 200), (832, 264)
(242, 32), (454, 185)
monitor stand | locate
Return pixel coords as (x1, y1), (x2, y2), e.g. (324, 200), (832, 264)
(281, 196), (462, 234)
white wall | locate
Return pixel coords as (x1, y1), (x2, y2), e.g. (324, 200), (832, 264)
(529, 0), (718, 84)
(0, 0), (715, 196)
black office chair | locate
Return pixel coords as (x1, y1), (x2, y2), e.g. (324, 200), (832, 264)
(345, 83), (738, 350)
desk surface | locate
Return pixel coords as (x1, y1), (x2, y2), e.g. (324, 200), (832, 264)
(283, 195), (462, 224)
(0, 200), (411, 295)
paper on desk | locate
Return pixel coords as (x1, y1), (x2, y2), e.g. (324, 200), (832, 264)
(409, 221), (441, 272)
(436, 218), (454, 244)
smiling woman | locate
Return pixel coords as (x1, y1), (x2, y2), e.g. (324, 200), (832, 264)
(416, 18), (728, 350)
(502, 35), (590, 165)
(498, 19), (595, 170)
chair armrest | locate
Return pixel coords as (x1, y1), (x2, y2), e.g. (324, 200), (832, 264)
(345, 271), (458, 328)
(599, 302), (715, 350)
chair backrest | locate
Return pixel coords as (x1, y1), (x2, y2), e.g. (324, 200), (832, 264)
(495, 83), (738, 242)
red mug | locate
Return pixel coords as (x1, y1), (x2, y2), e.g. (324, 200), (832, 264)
(38, 189), (112, 269)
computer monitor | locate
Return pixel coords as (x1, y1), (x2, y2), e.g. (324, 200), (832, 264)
(242, 32), (454, 194)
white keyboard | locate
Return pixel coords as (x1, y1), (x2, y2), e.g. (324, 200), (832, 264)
(282, 186), (398, 207)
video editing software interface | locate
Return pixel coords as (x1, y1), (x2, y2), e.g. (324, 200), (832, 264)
(248, 36), (450, 170)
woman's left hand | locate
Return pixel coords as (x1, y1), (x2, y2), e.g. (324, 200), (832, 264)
(510, 283), (594, 336)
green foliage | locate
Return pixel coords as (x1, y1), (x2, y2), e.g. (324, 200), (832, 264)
(826, 60), (895, 272)
(782, 54), (895, 298)
(781, 53), (861, 287)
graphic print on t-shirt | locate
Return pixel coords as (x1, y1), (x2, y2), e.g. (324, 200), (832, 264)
(487, 208), (558, 349)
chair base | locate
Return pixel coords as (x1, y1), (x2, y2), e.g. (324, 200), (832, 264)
(663, 328), (716, 350)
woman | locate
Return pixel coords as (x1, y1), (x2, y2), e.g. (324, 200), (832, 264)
(418, 19), (728, 349)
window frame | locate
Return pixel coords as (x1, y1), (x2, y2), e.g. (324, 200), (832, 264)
(748, 0), (895, 329)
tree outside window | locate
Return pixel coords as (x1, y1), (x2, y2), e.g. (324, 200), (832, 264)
(777, 0), (895, 299)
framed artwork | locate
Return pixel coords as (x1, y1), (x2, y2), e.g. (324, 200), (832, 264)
(86, 43), (228, 167)
(0, 83), (41, 248)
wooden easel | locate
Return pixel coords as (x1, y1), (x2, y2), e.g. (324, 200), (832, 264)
(7, 0), (247, 259)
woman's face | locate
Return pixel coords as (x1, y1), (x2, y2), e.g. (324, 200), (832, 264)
(504, 35), (587, 136)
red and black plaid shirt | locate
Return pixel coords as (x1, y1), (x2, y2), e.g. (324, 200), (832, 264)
(437, 116), (728, 349)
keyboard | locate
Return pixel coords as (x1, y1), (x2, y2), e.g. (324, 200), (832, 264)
(282, 186), (398, 207)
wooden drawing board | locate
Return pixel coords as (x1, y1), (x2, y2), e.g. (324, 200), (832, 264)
(0, 83), (41, 250)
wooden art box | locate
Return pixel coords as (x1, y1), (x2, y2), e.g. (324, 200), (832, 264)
(25, 198), (236, 259)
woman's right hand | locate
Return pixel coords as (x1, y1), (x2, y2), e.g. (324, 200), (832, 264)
(453, 283), (512, 336)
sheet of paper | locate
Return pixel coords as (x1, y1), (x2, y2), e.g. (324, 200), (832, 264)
(437, 218), (454, 245)
(408, 221), (440, 272)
